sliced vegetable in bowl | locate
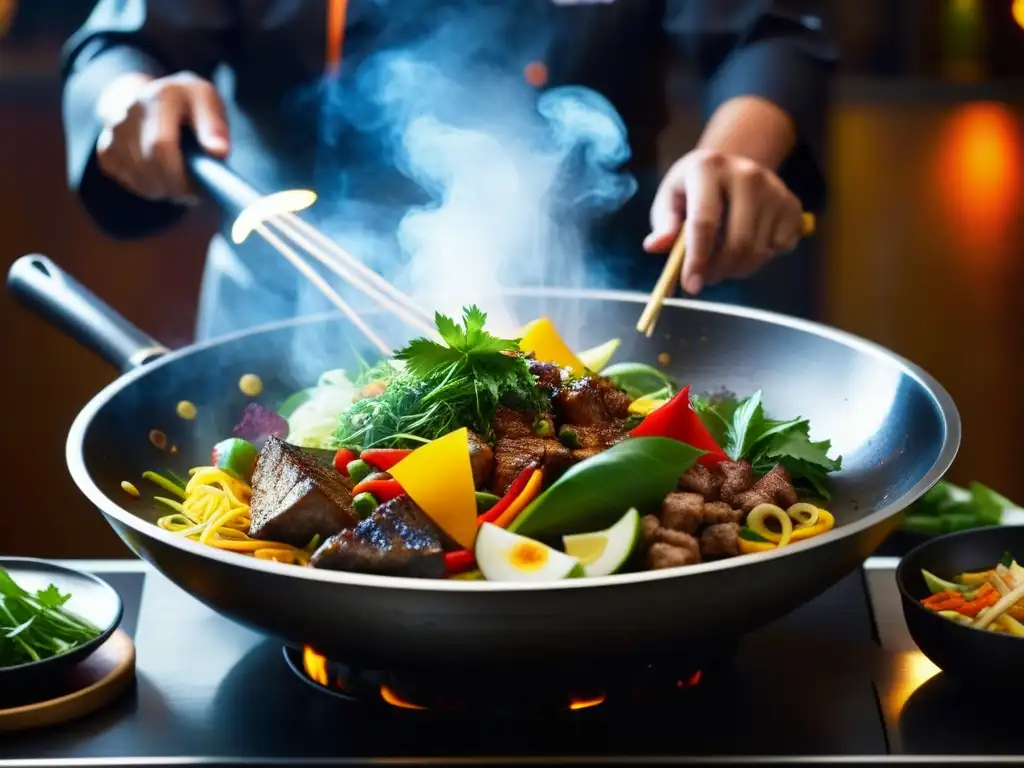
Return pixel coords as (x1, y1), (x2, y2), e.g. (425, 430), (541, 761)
(918, 552), (1024, 633)
(900, 479), (1023, 536)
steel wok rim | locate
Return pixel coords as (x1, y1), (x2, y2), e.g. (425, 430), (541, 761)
(65, 287), (961, 593)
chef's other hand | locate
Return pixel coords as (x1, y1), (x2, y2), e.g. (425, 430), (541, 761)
(96, 71), (229, 202)
(643, 149), (803, 295)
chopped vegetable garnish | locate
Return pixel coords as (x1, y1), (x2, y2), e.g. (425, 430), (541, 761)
(120, 480), (140, 498)
(359, 448), (413, 471)
(630, 385), (728, 468)
(332, 448), (357, 475)
(346, 459), (373, 484)
(0, 568), (103, 668)
(351, 475), (404, 503)
(238, 373), (264, 397)
(920, 553), (1024, 634)
(518, 317), (585, 372)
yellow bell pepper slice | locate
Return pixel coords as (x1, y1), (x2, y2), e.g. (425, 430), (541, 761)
(518, 318), (585, 373)
(388, 428), (478, 550)
(493, 470), (544, 528)
(628, 395), (667, 417)
(577, 338), (620, 372)
(737, 509), (835, 555)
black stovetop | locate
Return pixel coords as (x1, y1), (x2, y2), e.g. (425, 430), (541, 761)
(1, 556), (1022, 766)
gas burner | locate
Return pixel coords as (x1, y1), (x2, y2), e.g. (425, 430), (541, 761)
(283, 645), (734, 716)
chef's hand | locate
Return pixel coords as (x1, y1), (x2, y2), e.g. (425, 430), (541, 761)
(96, 71), (230, 202)
(643, 149), (803, 295)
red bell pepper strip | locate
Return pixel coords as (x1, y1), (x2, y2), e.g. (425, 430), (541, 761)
(333, 448), (357, 475)
(477, 464), (537, 526)
(493, 470), (544, 529)
(359, 448), (413, 471)
(629, 384), (728, 468)
(444, 549), (476, 574)
(351, 476), (405, 503)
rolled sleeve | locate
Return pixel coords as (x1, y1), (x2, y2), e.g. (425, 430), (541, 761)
(664, 1), (838, 211)
(61, 0), (233, 240)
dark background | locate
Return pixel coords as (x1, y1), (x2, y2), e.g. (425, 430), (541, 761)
(2, 0), (1023, 557)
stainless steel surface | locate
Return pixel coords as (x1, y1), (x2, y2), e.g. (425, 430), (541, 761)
(8, 257), (961, 668)
(3, 557), (1022, 765)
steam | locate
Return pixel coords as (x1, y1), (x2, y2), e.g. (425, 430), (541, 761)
(300, 3), (637, 342)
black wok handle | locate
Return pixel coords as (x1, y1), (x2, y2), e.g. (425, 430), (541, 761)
(6, 254), (170, 372)
(180, 130), (262, 214)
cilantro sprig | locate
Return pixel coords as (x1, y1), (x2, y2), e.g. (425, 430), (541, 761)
(334, 306), (547, 450)
(0, 568), (103, 667)
(693, 389), (842, 498)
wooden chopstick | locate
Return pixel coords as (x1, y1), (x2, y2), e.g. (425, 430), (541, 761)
(636, 212), (817, 337)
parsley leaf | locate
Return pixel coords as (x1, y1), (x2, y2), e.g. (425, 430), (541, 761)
(336, 306), (547, 450)
(693, 389), (843, 497)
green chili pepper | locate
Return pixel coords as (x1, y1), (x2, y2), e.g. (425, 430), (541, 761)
(346, 459), (373, 484)
(352, 492), (379, 519)
(475, 492), (501, 512)
(509, 437), (704, 538)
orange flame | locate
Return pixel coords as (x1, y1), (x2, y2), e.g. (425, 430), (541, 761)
(302, 646), (329, 687)
(568, 693), (607, 710)
(676, 669), (703, 688)
(379, 684), (428, 710)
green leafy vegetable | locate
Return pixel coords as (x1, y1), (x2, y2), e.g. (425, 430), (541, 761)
(600, 362), (676, 400)
(0, 568), (102, 668)
(509, 437), (705, 539)
(334, 307), (548, 450)
(738, 526), (770, 543)
(900, 479), (1020, 535)
(692, 389), (842, 498)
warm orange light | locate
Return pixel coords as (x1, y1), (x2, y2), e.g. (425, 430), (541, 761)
(881, 651), (940, 722)
(935, 102), (1023, 258)
(524, 61), (549, 88)
(302, 646), (329, 687)
(1013, 0), (1024, 30)
(379, 684), (428, 710)
(675, 669), (703, 688)
(568, 693), (607, 710)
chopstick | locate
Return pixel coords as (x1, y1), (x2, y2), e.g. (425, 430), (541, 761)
(636, 212), (817, 337)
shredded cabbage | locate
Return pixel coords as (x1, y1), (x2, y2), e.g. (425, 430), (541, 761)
(285, 369), (359, 449)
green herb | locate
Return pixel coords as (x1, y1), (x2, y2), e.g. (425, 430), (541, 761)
(0, 568), (102, 668)
(1001, 550), (1014, 568)
(738, 526), (770, 543)
(334, 307), (547, 450)
(693, 389), (841, 498)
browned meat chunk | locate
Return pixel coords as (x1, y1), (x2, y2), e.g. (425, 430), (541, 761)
(571, 448), (602, 463)
(491, 437), (572, 495)
(493, 406), (555, 441)
(249, 437), (358, 546)
(641, 514), (662, 546)
(679, 464), (721, 500)
(528, 360), (565, 392)
(309, 496), (444, 578)
(466, 430), (494, 490)
(700, 522), (741, 559)
(660, 492), (704, 534)
(716, 460), (755, 505)
(598, 383), (632, 419)
(648, 536), (702, 570)
(735, 464), (799, 512)
(702, 502), (743, 526)
(554, 378), (610, 426)
(569, 423), (630, 450)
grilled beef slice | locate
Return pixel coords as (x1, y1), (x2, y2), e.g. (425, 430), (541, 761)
(492, 436), (572, 495)
(734, 464), (799, 512)
(308, 496), (445, 578)
(249, 436), (358, 546)
(466, 430), (495, 490)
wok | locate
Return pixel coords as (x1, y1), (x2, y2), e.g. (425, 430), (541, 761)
(7, 253), (959, 670)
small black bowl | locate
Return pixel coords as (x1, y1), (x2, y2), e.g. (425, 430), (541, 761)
(896, 525), (1024, 687)
(0, 557), (123, 691)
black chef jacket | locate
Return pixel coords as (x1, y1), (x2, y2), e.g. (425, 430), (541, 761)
(62, 0), (837, 341)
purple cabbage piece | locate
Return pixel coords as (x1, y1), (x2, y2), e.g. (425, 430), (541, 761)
(233, 403), (289, 446)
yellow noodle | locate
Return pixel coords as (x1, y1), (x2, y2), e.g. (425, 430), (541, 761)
(153, 466), (312, 565)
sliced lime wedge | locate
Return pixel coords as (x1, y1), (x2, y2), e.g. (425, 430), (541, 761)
(563, 508), (641, 577)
